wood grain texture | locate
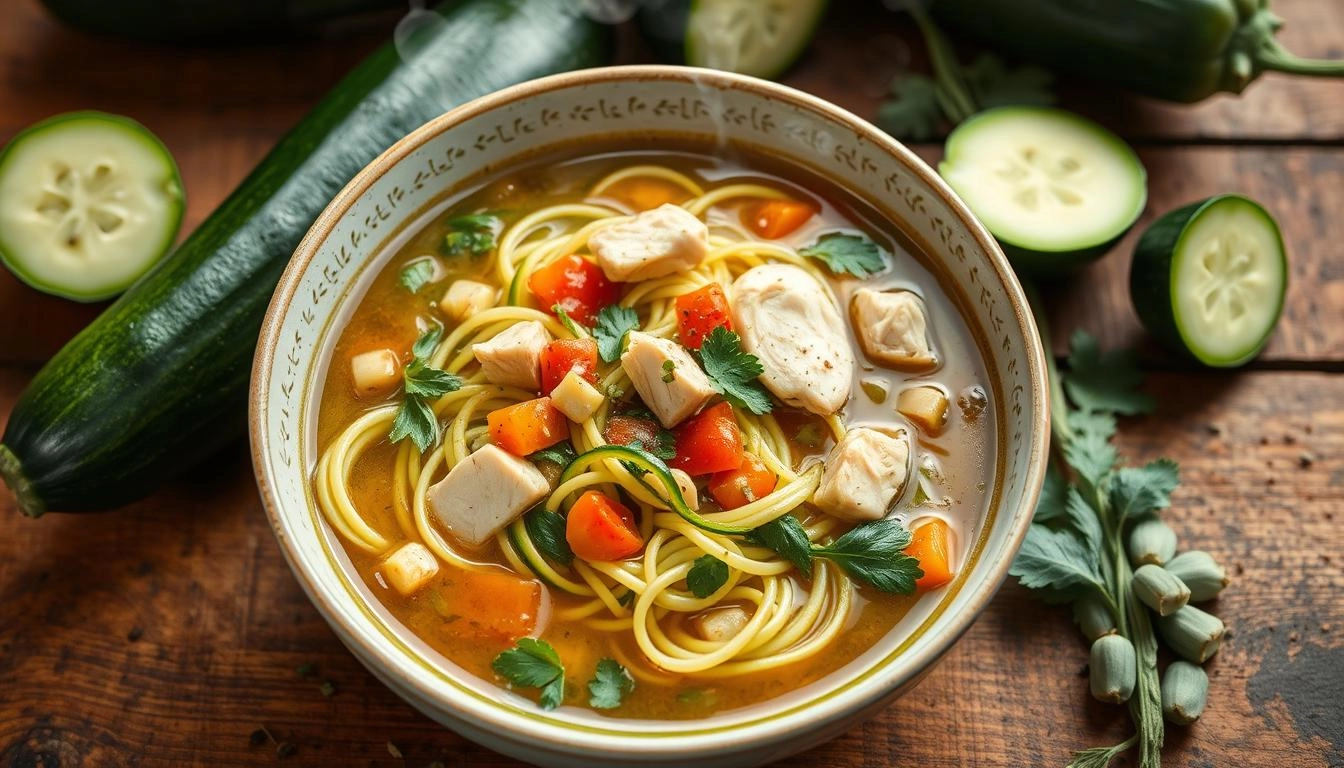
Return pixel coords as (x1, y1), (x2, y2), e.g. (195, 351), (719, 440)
(1, 369), (1340, 766)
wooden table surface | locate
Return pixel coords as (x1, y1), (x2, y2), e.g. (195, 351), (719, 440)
(2, 1), (1341, 766)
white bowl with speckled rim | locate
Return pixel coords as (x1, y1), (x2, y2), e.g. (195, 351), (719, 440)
(250, 65), (1049, 767)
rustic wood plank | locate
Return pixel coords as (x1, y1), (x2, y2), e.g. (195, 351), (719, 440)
(2, 367), (1340, 766)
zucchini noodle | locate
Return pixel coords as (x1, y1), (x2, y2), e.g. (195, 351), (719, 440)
(314, 165), (856, 678)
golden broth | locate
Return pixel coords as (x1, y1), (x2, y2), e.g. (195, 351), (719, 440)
(315, 147), (995, 719)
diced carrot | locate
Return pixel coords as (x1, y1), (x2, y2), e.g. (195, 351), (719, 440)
(488, 397), (570, 456)
(540, 338), (599, 395)
(707, 452), (777, 510)
(528, 254), (621, 326)
(671, 402), (744, 476)
(566, 490), (643, 561)
(606, 177), (688, 211)
(604, 414), (661, 448)
(905, 518), (954, 590)
(743, 200), (817, 239)
(675, 283), (733, 350)
(433, 567), (543, 642)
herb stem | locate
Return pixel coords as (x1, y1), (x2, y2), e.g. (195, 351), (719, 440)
(909, 5), (978, 121)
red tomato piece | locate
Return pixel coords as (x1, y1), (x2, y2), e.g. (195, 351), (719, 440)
(671, 402), (744, 476)
(675, 283), (733, 350)
(540, 338), (599, 395)
(566, 490), (644, 561)
(707, 452), (777, 510)
(527, 254), (620, 326)
(604, 414), (661, 448)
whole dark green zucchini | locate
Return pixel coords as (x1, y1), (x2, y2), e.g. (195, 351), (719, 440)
(0, 0), (610, 518)
(40, 0), (401, 42)
(932, 0), (1344, 103)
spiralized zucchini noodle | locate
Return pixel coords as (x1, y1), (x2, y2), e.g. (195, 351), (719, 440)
(315, 165), (857, 677)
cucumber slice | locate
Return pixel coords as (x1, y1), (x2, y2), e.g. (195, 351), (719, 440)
(639, 0), (828, 79)
(1130, 195), (1286, 367)
(938, 107), (1146, 272)
(0, 111), (184, 302)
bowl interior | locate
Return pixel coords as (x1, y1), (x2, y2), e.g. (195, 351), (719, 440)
(251, 66), (1047, 761)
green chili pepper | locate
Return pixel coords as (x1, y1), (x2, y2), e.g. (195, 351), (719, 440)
(932, 0), (1344, 102)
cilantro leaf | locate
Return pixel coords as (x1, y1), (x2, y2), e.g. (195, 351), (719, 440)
(551, 304), (587, 338)
(814, 519), (922, 595)
(442, 212), (501, 257)
(963, 53), (1056, 110)
(1063, 330), (1155, 416)
(877, 75), (944, 141)
(492, 638), (564, 710)
(1032, 465), (1069, 524)
(1109, 459), (1179, 525)
(1064, 485), (1103, 562)
(699, 326), (772, 415)
(403, 366), (462, 398)
(388, 395), (437, 453)
(1061, 419), (1116, 500)
(524, 507), (573, 566)
(530, 441), (577, 470)
(686, 555), (729, 598)
(1010, 522), (1106, 599)
(798, 232), (886, 278)
(746, 515), (814, 578)
(587, 658), (635, 710)
(412, 325), (443, 360)
(389, 326), (462, 453)
(593, 305), (640, 363)
(399, 258), (437, 294)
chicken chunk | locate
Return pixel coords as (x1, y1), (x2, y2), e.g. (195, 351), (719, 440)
(811, 427), (910, 521)
(588, 203), (709, 282)
(428, 444), (550, 549)
(851, 288), (937, 370)
(620, 331), (716, 428)
(441, 279), (496, 322)
(378, 542), (439, 596)
(731, 264), (853, 415)
(472, 320), (550, 390)
(691, 606), (750, 643)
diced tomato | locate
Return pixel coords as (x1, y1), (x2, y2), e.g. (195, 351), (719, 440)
(604, 414), (661, 448)
(566, 490), (644, 561)
(905, 518), (954, 590)
(540, 338), (599, 395)
(743, 199), (817, 239)
(488, 397), (570, 456)
(707, 452), (777, 510)
(528, 254), (620, 326)
(675, 283), (733, 350)
(433, 568), (542, 642)
(671, 402), (743, 476)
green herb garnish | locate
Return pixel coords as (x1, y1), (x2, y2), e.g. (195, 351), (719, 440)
(699, 326), (772, 415)
(551, 303), (587, 338)
(586, 658), (635, 709)
(492, 637), (565, 710)
(686, 555), (729, 598)
(661, 359), (677, 383)
(593, 305), (640, 363)
(798, 233), (886, 278)
(399, 257), (437, 294)
(746, 515), (813, 578)
(388, 326), (463, 453)
(442, 212), (501, 257)
(524, 506), (574, 566)
(747, 516), (922, 594)
(530, 440), (578, 471)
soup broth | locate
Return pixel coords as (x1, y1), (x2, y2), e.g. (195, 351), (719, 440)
(315, 147), (995, 720)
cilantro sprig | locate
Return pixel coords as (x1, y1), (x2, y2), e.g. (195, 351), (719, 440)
(686, 555), (729, 598)
(523, 506), (573, 566)
(798, 233), (886, 278)
(442, 212), (502, 257)
(388, 326), (463, 452)
(747, 515), (922, 595)
(398, 257), (437, 294)
(698, 326), (772, 415)
(587, 658), (634, 710)
(492, 638), (565, 710)
(593, 305), (640, 363)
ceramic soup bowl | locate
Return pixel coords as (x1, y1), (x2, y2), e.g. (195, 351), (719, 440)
(250, 65), (1049, 767)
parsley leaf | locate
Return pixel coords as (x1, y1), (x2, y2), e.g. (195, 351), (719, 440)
(814, 519), (922, 595)
(388, 326), (462, 453)
(524, 506), (573, 566)
(1061, 419), (1116, 501)
(877, 75), (943, 141)
(699, 326), (772, 415)
(1010, 522), (1106, 600)
(530, 440), (577, 470)
(1032, 465), (1069, 524)
(1108, 459), (1179, 525)
(1063, 330), (1155, 416)
(442, 212), (501, 257)
(492, 638), (565, 710)
(1064, 485), (1104, 562)
(798, 233), (886, 278)
(746, 515), (813, 578)
(593, 305), (640, 363)
(399, 258), (437, 294)
(963, 53), (1056, 110)
(686, 555), (729, 598)
(587, 658), (634, 710)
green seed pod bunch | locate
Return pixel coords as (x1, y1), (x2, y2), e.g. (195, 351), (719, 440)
(1073, 592), (1117, 642)
(1166, 550), (1230, 602)
(1133, 563), (1191, 616)
(1090, 634), (1137, 704)
(1162, 660), (1210, 725)
(1128, 518), (1178, 567)
(1157, 605), (1226, 663)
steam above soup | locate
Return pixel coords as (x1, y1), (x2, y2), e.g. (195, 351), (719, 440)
(314, 149), (994, 718)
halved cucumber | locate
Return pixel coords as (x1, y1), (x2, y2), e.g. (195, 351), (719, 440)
(0, 111), (184, 302)
(638, 0), (827, 79)
(938, 106), (1147, 273)
(1130, 195), (1287, 367)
